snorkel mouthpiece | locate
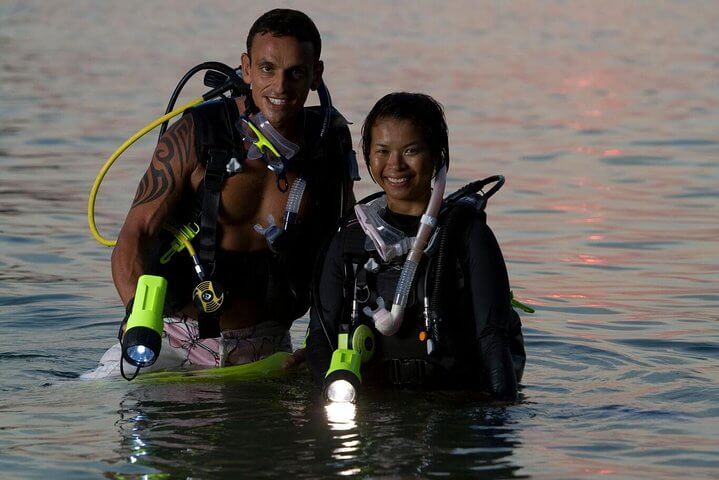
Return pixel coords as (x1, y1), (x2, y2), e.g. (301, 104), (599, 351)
(122, 275), (167, 369)
(362, 297), (397, 336)
(253, 176), (307, 250)
(253, 215), (283, 252)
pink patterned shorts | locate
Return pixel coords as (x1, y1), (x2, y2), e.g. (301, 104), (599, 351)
(82, 314), (292, 379)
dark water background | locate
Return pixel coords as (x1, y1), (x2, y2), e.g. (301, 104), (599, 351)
(1, 1), (718, 478)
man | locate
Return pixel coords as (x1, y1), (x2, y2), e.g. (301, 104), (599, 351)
(88, 9), (355, 378)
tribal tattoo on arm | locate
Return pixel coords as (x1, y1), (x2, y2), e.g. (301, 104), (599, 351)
(131, 117), (194, 208)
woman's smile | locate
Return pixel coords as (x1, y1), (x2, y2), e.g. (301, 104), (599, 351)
(369, 117), (434, 216)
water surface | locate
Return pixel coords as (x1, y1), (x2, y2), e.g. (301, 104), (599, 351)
(1, 1), (718, 478)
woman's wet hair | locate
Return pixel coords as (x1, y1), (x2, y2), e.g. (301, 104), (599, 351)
(361, 92), (450, 181)
(247, 9), (322, 62)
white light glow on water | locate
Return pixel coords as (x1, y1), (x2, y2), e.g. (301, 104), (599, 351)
(325, 402), (357, 431)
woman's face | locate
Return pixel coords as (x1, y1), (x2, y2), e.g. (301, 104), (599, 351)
(369, 117), (435, 216)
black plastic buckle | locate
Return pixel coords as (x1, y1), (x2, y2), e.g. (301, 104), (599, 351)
(389, 359), (426, 386)
(197, 313), (222, 339)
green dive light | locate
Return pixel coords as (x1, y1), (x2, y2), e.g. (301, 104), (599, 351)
(325, 350), (361, 403)
(323, 325), (374, 403)
(122, 275), (167, 369)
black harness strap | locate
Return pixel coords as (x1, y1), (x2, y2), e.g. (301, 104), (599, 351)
(195, 98), (241, 275)
(198, 148), (227, 275)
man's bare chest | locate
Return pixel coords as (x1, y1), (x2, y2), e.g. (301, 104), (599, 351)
(190, 159), (304, 226)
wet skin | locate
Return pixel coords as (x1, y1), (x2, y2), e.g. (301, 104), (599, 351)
(369, 118), (435, 216)
(241, 33), (323, 141)
(112, 33), (323, 330)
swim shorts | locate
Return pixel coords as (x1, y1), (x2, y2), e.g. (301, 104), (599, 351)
(81, 314), (292, 379)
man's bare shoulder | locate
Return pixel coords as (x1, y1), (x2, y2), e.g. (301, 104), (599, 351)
(131, 114), (198, 209)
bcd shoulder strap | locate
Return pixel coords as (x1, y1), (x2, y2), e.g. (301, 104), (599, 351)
(338, 217), (368, 322)
(186, 97), (242, 275)
(303, 107), (359, 219)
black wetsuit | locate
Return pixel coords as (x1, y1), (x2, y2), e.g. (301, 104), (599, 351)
(307, 203), (525, 400)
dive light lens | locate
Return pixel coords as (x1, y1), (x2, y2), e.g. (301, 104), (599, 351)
(326, 379), (357, 403)
(126, 345), (156, 366)
(122, 326), (162, 368)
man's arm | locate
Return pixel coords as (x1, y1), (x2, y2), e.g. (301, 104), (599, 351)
(111, 115), (197, 305)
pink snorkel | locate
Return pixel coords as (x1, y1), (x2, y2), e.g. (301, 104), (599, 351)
(357, 165), (448, 336)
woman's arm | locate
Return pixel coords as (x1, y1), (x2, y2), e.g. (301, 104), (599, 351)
(306, 230), (347, 383)
(463, 216), (519, 400)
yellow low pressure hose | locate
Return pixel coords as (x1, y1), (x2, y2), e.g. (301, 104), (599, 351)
(87, 96), (204, 247)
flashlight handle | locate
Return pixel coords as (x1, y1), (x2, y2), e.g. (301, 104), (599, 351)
(125, 275), (167, 335)
(326, 348), (362, 382)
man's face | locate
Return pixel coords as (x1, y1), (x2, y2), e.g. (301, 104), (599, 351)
(241, 33), (323, 135)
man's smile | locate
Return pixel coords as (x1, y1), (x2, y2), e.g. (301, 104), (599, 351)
(266, 96), (290, 106)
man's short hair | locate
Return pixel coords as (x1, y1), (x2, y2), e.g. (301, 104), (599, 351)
(361, 92), (450, 181)
(247, 9), (322, 62)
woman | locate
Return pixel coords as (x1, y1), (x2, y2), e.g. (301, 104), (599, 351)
(306, 93), (525, 401)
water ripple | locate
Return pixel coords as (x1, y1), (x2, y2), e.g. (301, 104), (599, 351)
(614, 338), (719, 359)
(599, 155), (673, 166)
(1, 1), (718, 479)
(631, 138), (718, 147)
